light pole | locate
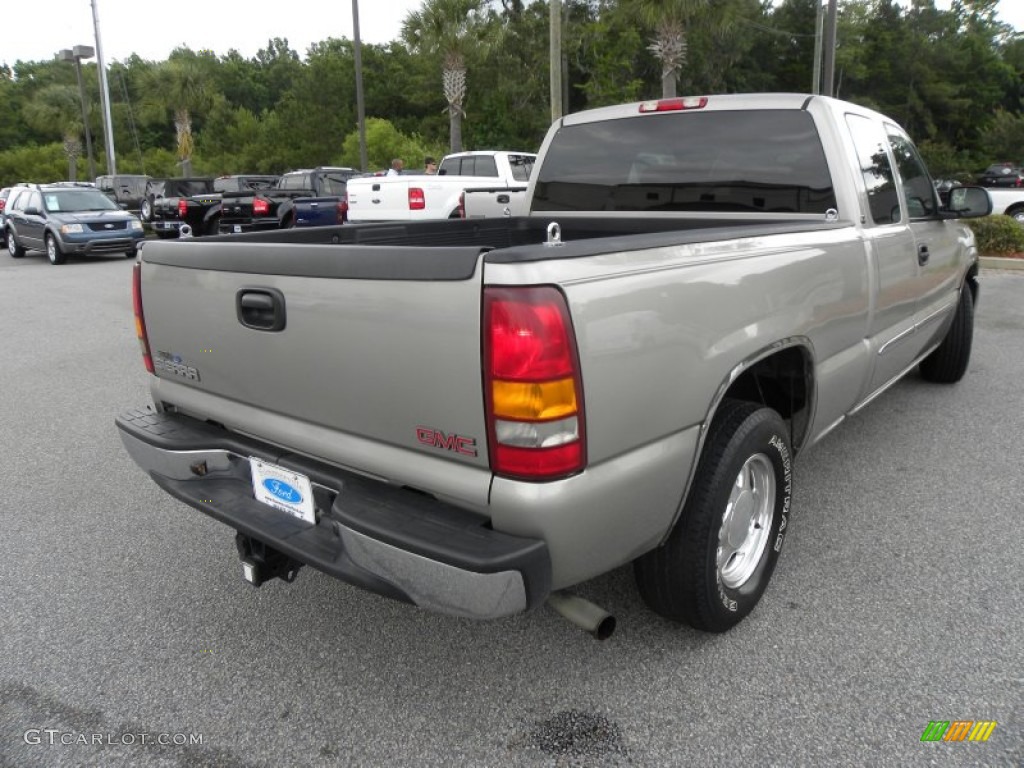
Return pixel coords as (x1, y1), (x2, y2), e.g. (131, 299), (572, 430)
(58, 45), (97, 181)
(352, 0), (368, 171)
(90, 0), (117, 175)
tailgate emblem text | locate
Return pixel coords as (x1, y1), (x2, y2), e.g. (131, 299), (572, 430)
(154, 351), (201, 382)
(416, 427), (477, 457)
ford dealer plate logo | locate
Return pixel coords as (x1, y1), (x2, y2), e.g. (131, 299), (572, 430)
(262, 478), (303, 505)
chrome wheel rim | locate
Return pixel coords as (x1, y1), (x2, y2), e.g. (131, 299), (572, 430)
(47, 237), (56, 263)
(7, 233), (14, 255)
(717, 453), (775, 589)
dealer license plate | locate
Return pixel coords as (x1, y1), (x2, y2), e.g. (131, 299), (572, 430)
(249, 458), (315, 524)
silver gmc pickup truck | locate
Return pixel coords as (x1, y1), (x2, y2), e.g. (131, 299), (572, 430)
(117, 93), (991, 637)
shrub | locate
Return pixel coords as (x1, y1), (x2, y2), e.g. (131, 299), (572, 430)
(965, 215), (1024, 256)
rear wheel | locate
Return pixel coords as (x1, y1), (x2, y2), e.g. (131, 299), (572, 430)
(46, 232), (67, 265)
(1006, 205), (1024, 224)
(919, 283), (974, 383)
(634, 399), (792, 632)
(7, 229), (25, 258)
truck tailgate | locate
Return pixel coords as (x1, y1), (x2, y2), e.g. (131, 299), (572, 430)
(138, 239), (491, 475)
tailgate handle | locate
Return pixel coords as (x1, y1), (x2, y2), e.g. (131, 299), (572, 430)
(497, 194), (511, 204)
(237, 288), (286, 331)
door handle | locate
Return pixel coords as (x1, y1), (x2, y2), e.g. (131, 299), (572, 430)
(917, 244), (930, 266)
(237, 288), (286, 331)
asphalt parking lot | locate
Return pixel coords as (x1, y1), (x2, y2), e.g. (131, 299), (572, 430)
(0, 253), (1021, 767)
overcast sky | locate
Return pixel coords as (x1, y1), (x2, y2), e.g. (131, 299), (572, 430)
(2, 0), (425, 66)
(2, 0), (1022, 68)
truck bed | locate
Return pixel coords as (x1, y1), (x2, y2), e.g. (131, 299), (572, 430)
(186, 214), (845, 258)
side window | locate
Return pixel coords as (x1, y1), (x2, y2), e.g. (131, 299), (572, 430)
(473, 156), (499, 178)
(438, 158), (460, 176)
(509, 155), (535, 182)
(845, 114), (900, 225)
(322, 175), (347, 195)
(886, 127), (938, 219)
(28, 191), (43, 212)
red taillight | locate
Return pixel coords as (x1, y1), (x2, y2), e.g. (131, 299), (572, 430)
(0, 200), (6, 212)
(252, 197), (270, 216)
(484, 286), (586, 481)
(408, 187), (425, 210)
(177, 199), (188, 217)
(132, 261), (154, 374)
(638, 96), (708, 113)
(337, 198), (348, 223)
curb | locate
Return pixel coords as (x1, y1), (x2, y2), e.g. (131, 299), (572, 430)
(979, 256), (1024, 271)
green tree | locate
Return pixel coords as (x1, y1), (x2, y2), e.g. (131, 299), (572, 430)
(143, 51), (216, 176)
(628, 0), (713, 97)
(402, 0), (490, 152)
(338, 118), (437, 170)
(22, 84), (86, 180)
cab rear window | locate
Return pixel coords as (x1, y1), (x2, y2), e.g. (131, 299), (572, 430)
(532, 110), (836, 214)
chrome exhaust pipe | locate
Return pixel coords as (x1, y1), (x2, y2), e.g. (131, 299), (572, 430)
(547, 592), (616, 640)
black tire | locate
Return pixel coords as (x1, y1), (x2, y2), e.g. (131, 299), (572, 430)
(205, 217), (221, 237)
(1005, 205), (1024, 225)
(45, 232), (67, 265)
(7, 228), (25, 258)
(919, 284), (974, 383)
(634, 399), (792, 633)
(140, 198), (153, 222)
(125, 250), (138, 259)
(154, 230), (176, 240)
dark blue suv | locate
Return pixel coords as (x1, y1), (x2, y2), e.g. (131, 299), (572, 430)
(4, 183), (145, 265)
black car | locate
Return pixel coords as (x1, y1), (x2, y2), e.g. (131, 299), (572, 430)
(141, 178), (216, 237)
(975, 163), (1024, 188)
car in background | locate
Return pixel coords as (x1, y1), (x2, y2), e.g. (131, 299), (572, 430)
(4, 183), (145, 265)
(975, 163), (1024, 188)
(96, 174), (152, 216)
(175, 174), (281, 237)
(0, 187), (14, 245)
(219, 167), (359, 233)
(141, 177), (217, 238)
(0, 185), (33, 247)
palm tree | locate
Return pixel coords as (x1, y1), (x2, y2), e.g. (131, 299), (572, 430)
(145, 57), (213, 176)
(632, 0), (712, 98)
(23, 84), (86, 179)
(402, 0), (488, 153)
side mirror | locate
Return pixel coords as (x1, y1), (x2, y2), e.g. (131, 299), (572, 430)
(946, 186), (992, 219)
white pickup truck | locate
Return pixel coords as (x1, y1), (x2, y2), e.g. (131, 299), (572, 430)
(118, 93), (991, 638)
(345, 150), (535, 222)
(985, 187), (1024, 223)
